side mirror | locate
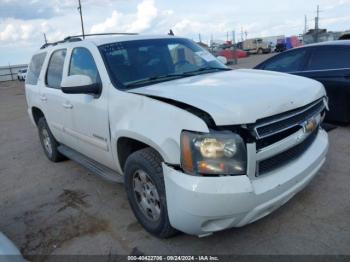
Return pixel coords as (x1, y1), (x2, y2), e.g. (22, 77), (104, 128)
(61, 75), (101, 95)
(217, 56), (228, 65)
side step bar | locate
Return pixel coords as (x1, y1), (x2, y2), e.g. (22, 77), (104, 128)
(58, 145), (124, 183)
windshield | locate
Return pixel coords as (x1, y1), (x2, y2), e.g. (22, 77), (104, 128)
(99, 38), (229, 89)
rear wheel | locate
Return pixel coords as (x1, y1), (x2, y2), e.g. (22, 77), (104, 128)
(124, 148), (178, 238)
(257, 48), (263, 54)
(37, 117), (65, 162)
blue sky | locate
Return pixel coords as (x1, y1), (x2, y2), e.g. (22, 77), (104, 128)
(1, 0), (350, 66)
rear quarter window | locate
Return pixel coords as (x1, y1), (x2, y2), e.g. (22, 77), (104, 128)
(26, 52), (47, 85)
(260, 49), (308, 72)
(306, 46), (350, 70)
(46, 49), (67, 89)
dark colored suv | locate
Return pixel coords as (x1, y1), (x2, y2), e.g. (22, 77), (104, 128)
(255, 40), (350, 123)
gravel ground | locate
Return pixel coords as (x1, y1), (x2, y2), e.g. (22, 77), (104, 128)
(0, 54), (349, 261)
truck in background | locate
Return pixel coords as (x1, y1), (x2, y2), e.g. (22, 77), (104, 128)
(276, 36), (302, 52)
(238, 38), (271, 54)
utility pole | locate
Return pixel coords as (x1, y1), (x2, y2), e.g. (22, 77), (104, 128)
(304, 15), (308, 34)
(198, 33), (202, 43)
(240, 27), (244, 42)
(78, 0), (85, 38)
(210, 34), (214, 52)
(315, 5), (320, 30)
(315, 5), (321, 43)
(8, 63), (13, 81)
(43, 33), (48, 44)
(232, 30), (237, 65)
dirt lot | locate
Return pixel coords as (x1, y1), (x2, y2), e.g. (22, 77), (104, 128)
(1, 54), (350, 260)
(230, 53), (276, 69)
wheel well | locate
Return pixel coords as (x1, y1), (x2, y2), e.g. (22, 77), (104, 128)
(117, 137), (161, 171)
(32, 107), (44, 126)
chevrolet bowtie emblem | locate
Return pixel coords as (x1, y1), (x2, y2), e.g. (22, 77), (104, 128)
(304, 118), (318, 133)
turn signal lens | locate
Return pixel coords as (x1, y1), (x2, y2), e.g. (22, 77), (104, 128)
(198, 161), (226, 173)
(181, 133), (194, 172)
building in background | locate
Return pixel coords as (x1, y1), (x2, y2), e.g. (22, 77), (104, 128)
(339, 30), (350, 40)
(302, 29), (343, 44)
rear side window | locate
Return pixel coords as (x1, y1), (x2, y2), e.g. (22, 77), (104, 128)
(307, 46), (350, 70)
(69, 47), (100, 83)
(261, 49), (307, 72)
(46, 49), (67, 89)
(26, 53), (47, 85)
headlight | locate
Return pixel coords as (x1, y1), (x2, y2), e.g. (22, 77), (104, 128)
(180, 130), (247, 175)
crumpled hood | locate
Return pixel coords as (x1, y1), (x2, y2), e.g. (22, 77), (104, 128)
(130, 69), (326, 126)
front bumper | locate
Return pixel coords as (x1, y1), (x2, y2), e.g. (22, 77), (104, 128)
(163, 129), (328, 236)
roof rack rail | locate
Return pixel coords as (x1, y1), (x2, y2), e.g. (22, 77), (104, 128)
(67, 32), (139, 39)
(40, 32), (138, 49)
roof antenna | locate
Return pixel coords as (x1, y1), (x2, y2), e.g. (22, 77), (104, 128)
(168, 29), (174, 36)
(78, 0), (85, 39)
(43, 33), (48, 44)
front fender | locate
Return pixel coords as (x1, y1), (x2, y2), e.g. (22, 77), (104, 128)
(108, 90), (209, 172)
(113, 130), (178, 167)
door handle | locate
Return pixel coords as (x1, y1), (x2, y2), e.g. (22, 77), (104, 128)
(62, 102), (73, 109)
(40, 95), (47, 102)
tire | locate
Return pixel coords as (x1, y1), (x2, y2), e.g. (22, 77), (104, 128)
(257, 48), (263, 54)
(37, 117), (65, 162)
(124, 148), (178, 238)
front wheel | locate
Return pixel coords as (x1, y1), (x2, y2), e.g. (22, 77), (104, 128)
(124, 148), (178, 238)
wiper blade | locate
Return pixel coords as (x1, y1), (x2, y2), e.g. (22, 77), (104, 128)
(199, 67), (232, 71)
(183, 67), (232, 75)
(125, 74), (185, 87)
(124, 68), (231, 87)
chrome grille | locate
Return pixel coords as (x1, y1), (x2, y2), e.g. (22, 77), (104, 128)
(252, 98), (326, 176)
(253, 99), (326, 139)
(257, 127), (318, 176)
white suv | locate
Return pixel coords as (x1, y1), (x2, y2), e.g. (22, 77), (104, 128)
(25, 34), (329, 238)
(17, 68), (27, 81)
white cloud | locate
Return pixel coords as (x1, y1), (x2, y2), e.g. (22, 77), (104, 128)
(20, 24), (34, 40)
(0, 22), (36, 42)
(0, 24), (18, 42)
(90, 10), (123, 33)
(127, 0), (158, 32)
(172, 18), (232, 41)
(89, 0), (158, 34)
(322, 15), (350, 26)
